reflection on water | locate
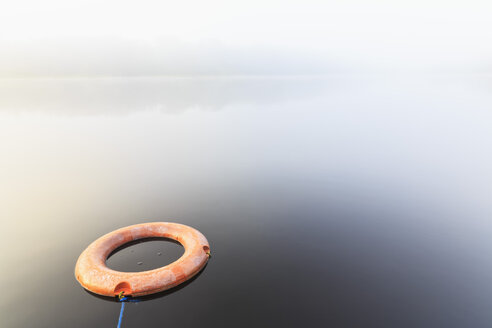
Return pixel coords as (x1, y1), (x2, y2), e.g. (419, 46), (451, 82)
(0, 77), (332, 115)
(1, 76), (492, 327)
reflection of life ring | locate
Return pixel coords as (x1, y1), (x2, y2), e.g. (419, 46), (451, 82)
(75, 222), (210, 297)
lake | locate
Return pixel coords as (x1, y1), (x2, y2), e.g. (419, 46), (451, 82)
(1, 76), (492, 327)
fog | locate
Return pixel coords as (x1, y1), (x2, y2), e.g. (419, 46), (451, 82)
(1, 0), (492, 77)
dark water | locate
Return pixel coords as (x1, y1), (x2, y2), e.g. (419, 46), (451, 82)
(106, 238), (184, 272)
(1, 76), (492, 327)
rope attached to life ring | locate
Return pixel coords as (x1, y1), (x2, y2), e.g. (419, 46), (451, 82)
(116, 292), (140, 328)
(117, 301), (126, 328)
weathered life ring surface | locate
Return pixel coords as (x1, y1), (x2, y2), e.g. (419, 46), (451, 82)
(75, 222), (210, 297)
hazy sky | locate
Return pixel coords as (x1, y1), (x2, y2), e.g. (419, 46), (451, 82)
(1, 0), (491, 76)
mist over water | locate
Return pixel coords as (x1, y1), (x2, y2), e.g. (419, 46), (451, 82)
(1, 1), (492, 77)
(1, 76), (492, 327)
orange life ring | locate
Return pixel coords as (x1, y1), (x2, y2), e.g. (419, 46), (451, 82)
(75, 222), (210, 297)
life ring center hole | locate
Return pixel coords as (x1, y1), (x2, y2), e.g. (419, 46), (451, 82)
(106, 237), (184, 272)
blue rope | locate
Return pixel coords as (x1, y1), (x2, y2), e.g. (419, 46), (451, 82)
(117, 301), (125, 328)
(117, 297), (140, 328)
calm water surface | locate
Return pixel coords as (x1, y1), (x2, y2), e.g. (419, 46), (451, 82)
(1, 76), (492, 327)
